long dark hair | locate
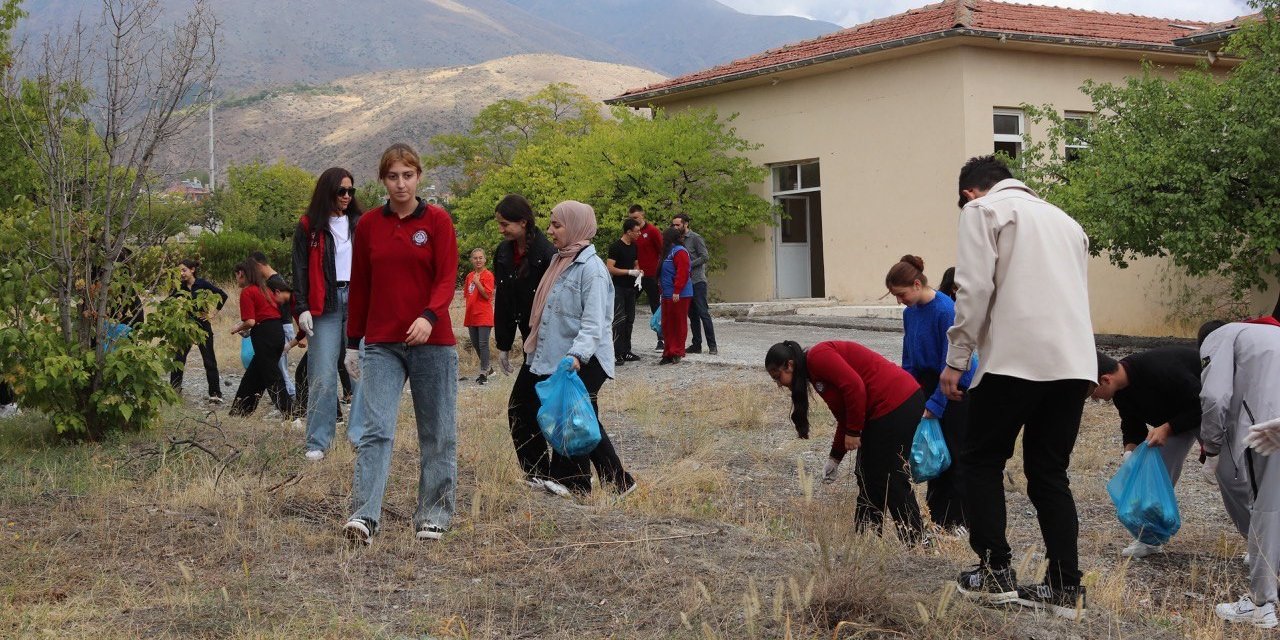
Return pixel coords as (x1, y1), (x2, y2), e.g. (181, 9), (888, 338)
(937, 267), (957, 300)
(661, 225), (684, 261)
(305, 167), (362, 238)
(765, 341), (810, 438)
(234, 259), (271, 300)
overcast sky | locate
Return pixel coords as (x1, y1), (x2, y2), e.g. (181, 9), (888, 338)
(717, 0), (1253, 27)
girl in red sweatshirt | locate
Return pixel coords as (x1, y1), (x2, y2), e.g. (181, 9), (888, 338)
(766, 340), (925, 541)
(228, 260), (291, 417)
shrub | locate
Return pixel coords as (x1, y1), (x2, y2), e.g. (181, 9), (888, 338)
(196, 230), (291, 281)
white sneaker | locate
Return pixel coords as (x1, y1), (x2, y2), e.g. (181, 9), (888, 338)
(1246, 552), (1252, 566)
(542, 479), (572, 498)
(304, 450), (325, 461)
(416, 524), (446, 541)
(343, 518), (372, 545)
(1121, 539), (1163, 558)
(291, 418), (304, 430)
(263, 409), (282, 421)
(0, 403), (19, 419)
(1216, 596), (1279, 629)
(206, 396), (224, 404)
(523, 477), (546, 490)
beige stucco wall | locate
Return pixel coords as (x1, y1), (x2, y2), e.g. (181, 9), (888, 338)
(651, 40), (1265, 335)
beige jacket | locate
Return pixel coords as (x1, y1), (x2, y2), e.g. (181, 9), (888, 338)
(945, 179), (1096, 387)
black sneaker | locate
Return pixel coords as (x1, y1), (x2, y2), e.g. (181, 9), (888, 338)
(476, 374), (488, 385)
(343, 518), (375, 546)
(686, 345), (702, 354)
(708, 346), (718, 355)
(658, 356), (674, 365)
(623, 352), (641, 362)
(416, 524), (447, 541)
(1016, 584), (1087, 620)
(654, 340), (665, 352)
(956, 565), (1018, 604)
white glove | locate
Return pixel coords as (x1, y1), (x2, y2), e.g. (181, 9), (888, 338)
(627, 269), (640, 277)
(1122, 449), (1133, 461)
(498, 350), (513, 375)
(634, 273), (643, 290)
(297, 311), (314, 336)
(822, 457), (842, 484)
(1201, 455), (1219, 486)
(344, 348), (362, 382)
(1245, 417), (1280, 456)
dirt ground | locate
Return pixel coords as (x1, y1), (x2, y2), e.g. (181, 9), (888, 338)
(0, 308), (1264, 639)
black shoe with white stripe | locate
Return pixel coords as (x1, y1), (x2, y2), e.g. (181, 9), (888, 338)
(956, 565), (1018, 604)
(1016, 583), (1087, 620)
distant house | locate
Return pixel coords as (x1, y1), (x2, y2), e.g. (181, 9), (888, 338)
(164, 178), (211, 203)
(608, 0), (1268, 336)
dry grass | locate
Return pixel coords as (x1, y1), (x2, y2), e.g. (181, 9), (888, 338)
(0, 306), (1265, 638)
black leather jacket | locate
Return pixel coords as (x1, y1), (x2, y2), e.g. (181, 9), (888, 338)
(493, 227), (555, 352)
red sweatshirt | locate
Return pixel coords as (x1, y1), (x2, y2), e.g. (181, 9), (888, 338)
(240, 286), (281, 322)
(348, 199), (457, 346)
(635, 222), (663, 275)
(805, 341), (919, 456)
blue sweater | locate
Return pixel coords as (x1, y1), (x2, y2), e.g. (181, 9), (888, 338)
(902, 292), (976, 417)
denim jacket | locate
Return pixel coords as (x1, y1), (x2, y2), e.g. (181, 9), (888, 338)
(528, 244), (616, 378)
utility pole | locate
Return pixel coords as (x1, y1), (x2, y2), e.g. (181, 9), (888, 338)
(208, 87), (215, 191)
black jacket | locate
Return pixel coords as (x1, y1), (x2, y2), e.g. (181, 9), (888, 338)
(1114, 346), (1202, 446)
(291, 211), (361, 316)
(493, 227), (556, 352)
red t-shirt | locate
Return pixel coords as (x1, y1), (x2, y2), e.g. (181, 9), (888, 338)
(240, 286), (281, 322)
(635, 222), (663, 275)
(806, 341), (919, 454)
(347, 200), (458, 346)
(463, 269), (495, 327)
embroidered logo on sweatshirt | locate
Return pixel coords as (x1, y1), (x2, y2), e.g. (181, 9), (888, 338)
(813, 382), (826, 393)
(412, 230), (428, 246)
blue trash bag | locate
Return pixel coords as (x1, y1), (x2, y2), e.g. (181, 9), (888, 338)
(1107, 442), (1181, 545)
(534, 357), (602, 457)
(909, 417), (951, 483)
(240, 336), (255, 369)
(102, 322), (132, 353)
(650, 307), (662, 334)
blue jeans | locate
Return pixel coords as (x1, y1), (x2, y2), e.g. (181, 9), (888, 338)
(305, 287), (360, 451)
(349, 343), (458, 531)
(279, 323), (297, 397)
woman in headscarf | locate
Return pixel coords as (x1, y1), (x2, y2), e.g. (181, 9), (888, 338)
(519, 200), (635, 497)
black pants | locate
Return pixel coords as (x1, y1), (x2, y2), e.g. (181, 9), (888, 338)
(171, 320), (221, 398)
(0, 381), (12, 405)
(640, 275), (661, 314)
(688, 281), (716, 349)
(612, 284), (637, 358)
(294, 351), (349, 420)
(914, 370), (969, 529)
(853, 390), (926, 541)
(230, 319), (291, 416)
(508, 357), (631, 493)
(962, 374), (1088, 588)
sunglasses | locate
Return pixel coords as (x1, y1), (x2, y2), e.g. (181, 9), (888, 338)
(335, 187), (357, 197)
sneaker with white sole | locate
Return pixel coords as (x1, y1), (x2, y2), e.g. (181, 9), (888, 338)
(0, 403), (19, 419)
(304, 450), (325, 461)
(206, 395), (224, 404)
(956, 565), (1018, 604)
(523, 477), (546, 490)
(1216, 596), (1279, 629)
(416, 524), (446, 541)
(1016, 583), (1088, 620)
(263, 409), (282, 420)
(1121, 539), (1163, 558)
(542, 479), (572, 497)
(343, 518), (373, 545)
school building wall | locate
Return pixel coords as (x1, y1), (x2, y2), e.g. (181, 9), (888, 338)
(648, 39), (1269, 336)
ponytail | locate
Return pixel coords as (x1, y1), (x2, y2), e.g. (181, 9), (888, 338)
(765, 340), (810, 438)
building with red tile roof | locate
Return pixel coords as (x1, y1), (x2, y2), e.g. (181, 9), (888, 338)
(605, 0), (1271, 335)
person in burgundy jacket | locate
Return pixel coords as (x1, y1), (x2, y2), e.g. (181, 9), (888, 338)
(766, 340), (926, 542)
(658, 225), (692, 363)
(626, 204), (664, 351)
(342, 143), (459, 546)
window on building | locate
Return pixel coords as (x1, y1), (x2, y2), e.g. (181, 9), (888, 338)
(1064, 111), (1091, 162)
(993, 108), (1023, 159)
(771, 161), (819, 194)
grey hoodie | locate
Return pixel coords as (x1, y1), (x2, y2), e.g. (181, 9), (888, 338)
(1200, 322), (1280, 472)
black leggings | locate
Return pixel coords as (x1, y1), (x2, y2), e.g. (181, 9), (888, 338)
(914, 369), (969, 529)
(171, 320), (221, 397)
(508, 356), (631, 493)
(852, 390), (926, 542)
(230, 319), (290, 416)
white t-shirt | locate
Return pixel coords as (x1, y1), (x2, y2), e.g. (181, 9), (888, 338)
(329, 215), (352, 281)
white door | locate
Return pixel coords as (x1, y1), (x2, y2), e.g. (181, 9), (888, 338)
(775, 196), (811, 299)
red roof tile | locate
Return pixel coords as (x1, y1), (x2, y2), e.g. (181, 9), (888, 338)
(612, 0), (1209, 101)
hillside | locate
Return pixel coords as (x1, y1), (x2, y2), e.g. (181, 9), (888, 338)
(161, 54), (666, 184)
(15, 0), (838, 88)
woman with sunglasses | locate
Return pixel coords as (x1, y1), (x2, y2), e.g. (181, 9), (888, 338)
(292, 167), (363, 461)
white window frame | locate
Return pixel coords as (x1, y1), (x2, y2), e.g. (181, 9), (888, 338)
(771, 160), (821, 196)
(992, 108), (1024, 158)
(1063, 111), (1091, 161)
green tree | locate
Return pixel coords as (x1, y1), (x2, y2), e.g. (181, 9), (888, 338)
(450, 106), (773, 266)
(1020, 0), (1280, 320)
(425, 83), (605, 195)
(222, 160), (315, 240)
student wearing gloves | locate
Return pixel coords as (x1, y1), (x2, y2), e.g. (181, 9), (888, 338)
(605, 218), (643, 364)
(1092, 347), (1202, 558)
(766, 340), (925, 542)
(1200, 318), (1280, 629)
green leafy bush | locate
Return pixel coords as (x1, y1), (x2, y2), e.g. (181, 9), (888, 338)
(196, 230), (290, 281)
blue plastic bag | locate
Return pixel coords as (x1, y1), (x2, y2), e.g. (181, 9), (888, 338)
(534, 357), (602, 457)
(650, 307), (662, 334)
(909, 417), (951, 483)
(102, 322), (131, 353)
(1107, 442), (1181, 545)
(240, 336), (255, 368)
